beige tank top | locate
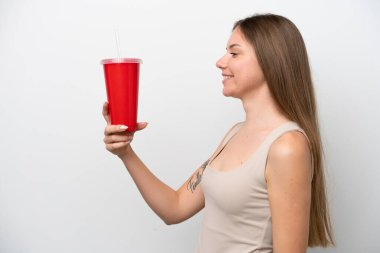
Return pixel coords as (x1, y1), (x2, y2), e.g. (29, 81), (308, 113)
(195, 121), (309, 253)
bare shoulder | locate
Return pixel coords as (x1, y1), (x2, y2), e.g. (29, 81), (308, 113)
(265, 131), (312, 182)
(270, 131), (310, 158)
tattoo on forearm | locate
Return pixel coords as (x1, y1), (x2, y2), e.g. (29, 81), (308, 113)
(187, 159), (210, 193)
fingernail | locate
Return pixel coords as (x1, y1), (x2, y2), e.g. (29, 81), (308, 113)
(119, 125), (128, 130)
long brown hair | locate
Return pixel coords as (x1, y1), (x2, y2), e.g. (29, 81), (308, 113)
(233, 14), (334, 247)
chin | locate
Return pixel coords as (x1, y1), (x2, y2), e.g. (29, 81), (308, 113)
(222, 87), (238, 98)
(222, 88), (231, 97)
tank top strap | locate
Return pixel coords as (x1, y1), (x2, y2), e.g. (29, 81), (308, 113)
(258, 121), (313, 180)
(263, 122), (304, 146)
(207, 122), (244, 167)
(221, 122), (244, 146)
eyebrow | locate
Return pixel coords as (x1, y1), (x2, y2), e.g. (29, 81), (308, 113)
(226, 44), (242, 50)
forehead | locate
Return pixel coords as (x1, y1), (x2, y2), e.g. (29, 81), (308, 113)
(226, 28), (249, 47)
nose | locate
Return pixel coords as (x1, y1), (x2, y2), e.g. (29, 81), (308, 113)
(216, 54), (227, 70)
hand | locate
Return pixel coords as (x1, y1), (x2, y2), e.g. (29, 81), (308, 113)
(102, 102), (148, 157)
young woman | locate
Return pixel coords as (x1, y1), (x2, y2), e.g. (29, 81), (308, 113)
(102, 13), (334, 253)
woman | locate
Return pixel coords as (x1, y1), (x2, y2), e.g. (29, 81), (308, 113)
(102, 13), (334, 253)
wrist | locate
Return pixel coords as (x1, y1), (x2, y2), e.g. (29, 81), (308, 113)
(118, 145), (133, 161)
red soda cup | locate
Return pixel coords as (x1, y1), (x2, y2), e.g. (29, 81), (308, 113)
(101, 58), (142, 132)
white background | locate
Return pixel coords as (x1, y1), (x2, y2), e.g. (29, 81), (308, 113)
(1, 0), (379, 252)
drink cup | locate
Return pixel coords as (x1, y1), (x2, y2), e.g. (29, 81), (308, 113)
(101, 58), (142, 132)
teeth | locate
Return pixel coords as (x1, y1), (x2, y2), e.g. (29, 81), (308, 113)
(223, 75), (233, 80)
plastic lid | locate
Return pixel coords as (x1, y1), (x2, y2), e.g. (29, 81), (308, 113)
(101, 58), (142, 64)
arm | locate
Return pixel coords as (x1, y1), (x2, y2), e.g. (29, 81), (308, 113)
(118, 147), (206, 224)
(265, 131), (312, 253)
(102, 102), (208, 225)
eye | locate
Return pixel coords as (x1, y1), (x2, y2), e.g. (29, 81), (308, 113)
(230, 52), (238, 58)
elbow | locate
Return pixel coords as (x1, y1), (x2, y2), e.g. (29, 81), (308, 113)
(162, 215), (182, 225)
(164, 220), (174, 225)
(163, 218), (179, 225)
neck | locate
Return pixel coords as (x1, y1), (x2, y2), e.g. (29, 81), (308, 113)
(241, 86), (288, 130)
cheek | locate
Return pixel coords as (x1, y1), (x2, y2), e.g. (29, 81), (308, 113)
(240, 62), (265, 85)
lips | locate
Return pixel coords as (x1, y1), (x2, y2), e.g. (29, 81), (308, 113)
(222, 74), (234, 81)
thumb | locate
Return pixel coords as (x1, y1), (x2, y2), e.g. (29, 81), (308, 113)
(136, 122), (148, 131)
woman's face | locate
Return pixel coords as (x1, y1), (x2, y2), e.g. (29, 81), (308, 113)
(216, 27), (266, 99)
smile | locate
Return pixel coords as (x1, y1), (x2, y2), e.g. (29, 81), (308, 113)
(223, 75), (234, 80)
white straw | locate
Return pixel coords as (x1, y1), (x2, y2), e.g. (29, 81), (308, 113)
(114, 28), (122, 61)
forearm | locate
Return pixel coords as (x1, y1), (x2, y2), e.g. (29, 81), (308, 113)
(119, 146), (179, 224)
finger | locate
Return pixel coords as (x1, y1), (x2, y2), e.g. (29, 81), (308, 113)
(104, 134), (133, 144)
(106, 141), (130, 152)
(104, 125), (129, 136)
(136, 122), (148, 131)
(102, 102), (111, 125)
